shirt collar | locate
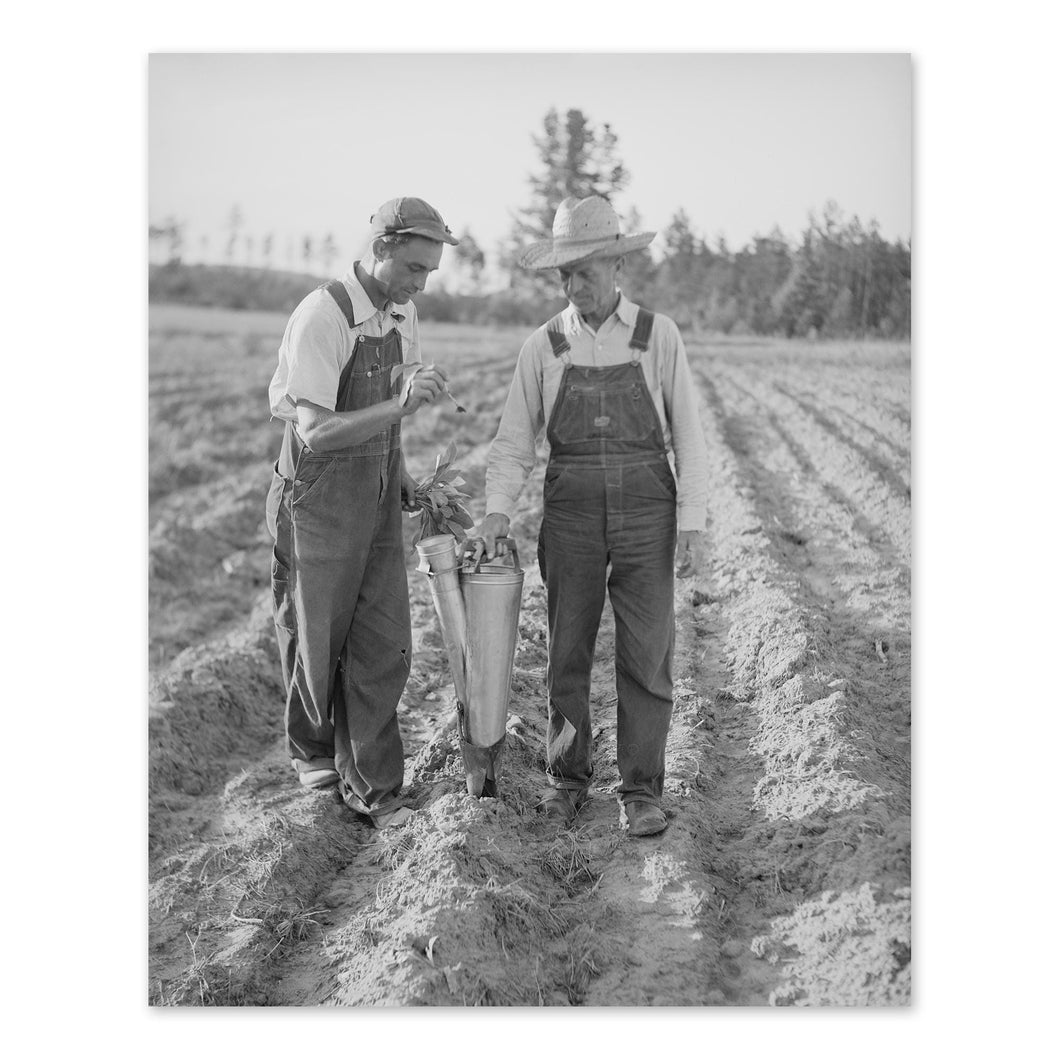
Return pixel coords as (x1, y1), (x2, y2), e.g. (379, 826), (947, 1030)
(561, 290), (636, 335)
(344, 262), (408, 324)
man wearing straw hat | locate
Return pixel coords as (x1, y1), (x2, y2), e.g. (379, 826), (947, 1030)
(266, 196), (457, 829)
(475, 196), (709, 837)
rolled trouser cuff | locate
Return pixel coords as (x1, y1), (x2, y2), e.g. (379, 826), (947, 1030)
(545, 775), (591, 792)
(292, 757), (337, 774)
(339, 781), (406, 819)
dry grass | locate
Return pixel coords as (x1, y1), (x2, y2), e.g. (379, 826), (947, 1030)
(230, 901), (327, 959)
(562, 922), (606, 1005)
(156, 931), (235, 1007)
(541, 829), (616, 896)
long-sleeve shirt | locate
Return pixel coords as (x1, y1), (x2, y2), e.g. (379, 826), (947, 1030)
(485, 293), (709, 532)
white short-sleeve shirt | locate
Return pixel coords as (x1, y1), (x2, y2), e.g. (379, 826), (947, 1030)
(268, 263), (420, 422)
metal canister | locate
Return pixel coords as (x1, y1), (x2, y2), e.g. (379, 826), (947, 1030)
(416, 535), (524, 797)
(415, 534), (467, 706)
(460, 547), (523, 747)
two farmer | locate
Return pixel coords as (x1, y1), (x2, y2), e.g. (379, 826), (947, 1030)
(267, 194), (708, 837)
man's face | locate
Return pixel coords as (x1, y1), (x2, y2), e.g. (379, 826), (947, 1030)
(373, 236), (444, 304)
(558, 256), (621, 321)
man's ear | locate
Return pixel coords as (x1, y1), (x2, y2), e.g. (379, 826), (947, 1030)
(371, 236), (392, 261)
(614, 254), (626, 276)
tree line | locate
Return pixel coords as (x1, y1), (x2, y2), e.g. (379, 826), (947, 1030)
(149, 206), (343, 276)
(150, 108), (910, 339)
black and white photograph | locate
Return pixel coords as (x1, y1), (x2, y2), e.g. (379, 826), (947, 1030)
(12, 2), (1060, 1051)
(146, 51), (912, 1008)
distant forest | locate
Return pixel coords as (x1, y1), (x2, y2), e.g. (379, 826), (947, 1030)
(150, 108), (910, 339)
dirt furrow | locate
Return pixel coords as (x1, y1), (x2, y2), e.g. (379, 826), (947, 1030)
(719, 363), (911, 567)
(776, 372), (910, 470)
(708, 365), (909, 632)
(259, 560), (729, 1005)
(149, 316), (911, 1008)
(772, 381), (911, 497)
(679, 354), (910, 1004)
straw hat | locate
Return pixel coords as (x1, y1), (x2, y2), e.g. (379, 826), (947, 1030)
(519, 196), (655, 270)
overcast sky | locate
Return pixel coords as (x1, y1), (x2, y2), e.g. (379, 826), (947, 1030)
(149, 52), (910, 283)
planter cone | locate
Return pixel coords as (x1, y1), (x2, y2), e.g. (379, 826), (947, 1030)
(416, 535), (523, 798)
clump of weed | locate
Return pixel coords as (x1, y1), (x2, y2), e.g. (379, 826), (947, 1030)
(541, 829), (615, 896)
(482, 878), (564, 955)
(229, 899), (327, 959)
(156, 931), (237, 1006)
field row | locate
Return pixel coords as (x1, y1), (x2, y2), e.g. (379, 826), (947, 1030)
(148, 314), (910, 1005)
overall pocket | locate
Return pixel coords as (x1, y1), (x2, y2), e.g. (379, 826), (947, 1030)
(550, 379), (656, 445)
(603, 381), (655, 441)
(271, 553), (298, 632)
(291, 455), (337, 508)
(625, 460), (677, 504)
(543, 463), (573, 502)
(265, 462), (285, 540)
(644, 458), (677, 498)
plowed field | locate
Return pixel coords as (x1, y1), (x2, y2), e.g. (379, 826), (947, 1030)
(148, 304), (911, 1007)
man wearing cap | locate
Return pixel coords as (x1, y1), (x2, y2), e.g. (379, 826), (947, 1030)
(266, 197), (458, 829)
(474, 196), (709, 837)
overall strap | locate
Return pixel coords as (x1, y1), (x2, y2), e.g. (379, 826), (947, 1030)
(323, 280), (356, 329)
(628, 307), (655, 357)
(545, 313), (572, 363)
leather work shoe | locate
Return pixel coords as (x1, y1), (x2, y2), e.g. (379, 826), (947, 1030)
(292, 759), (340, 789)
(337, 782), (413, 829)
(537, 788), (587, 827)
(621, 801), (668, 837)
(371, 806), (414, 830)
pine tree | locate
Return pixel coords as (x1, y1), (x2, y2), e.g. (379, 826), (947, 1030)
(618, 205), (656, 304)
(453, 228), (486, 294)
(655, 210), (709, 329)
(504, 108), (632, 301)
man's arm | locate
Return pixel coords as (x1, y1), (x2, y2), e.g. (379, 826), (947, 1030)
(656, 318), (710, 577)
(475, 336), (545, 558)
(295, 364), (449, 452)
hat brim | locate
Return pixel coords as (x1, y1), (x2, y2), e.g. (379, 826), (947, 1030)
(383, 225), (460, 246)
(519, 232), (655, 270)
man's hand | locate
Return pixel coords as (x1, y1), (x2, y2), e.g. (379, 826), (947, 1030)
(399, 454), (419, 513)
(469, 513), (511, 564)
(676, 530), (706, 579)
(399, 364), (449, 416)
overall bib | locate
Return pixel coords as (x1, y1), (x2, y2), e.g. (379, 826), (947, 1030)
(537, 308), (677, 809)
(265, 281), (411, 818)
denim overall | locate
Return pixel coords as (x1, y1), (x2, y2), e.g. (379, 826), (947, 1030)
(538, 308), (677, 809)
(265, 281), (411, 818)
